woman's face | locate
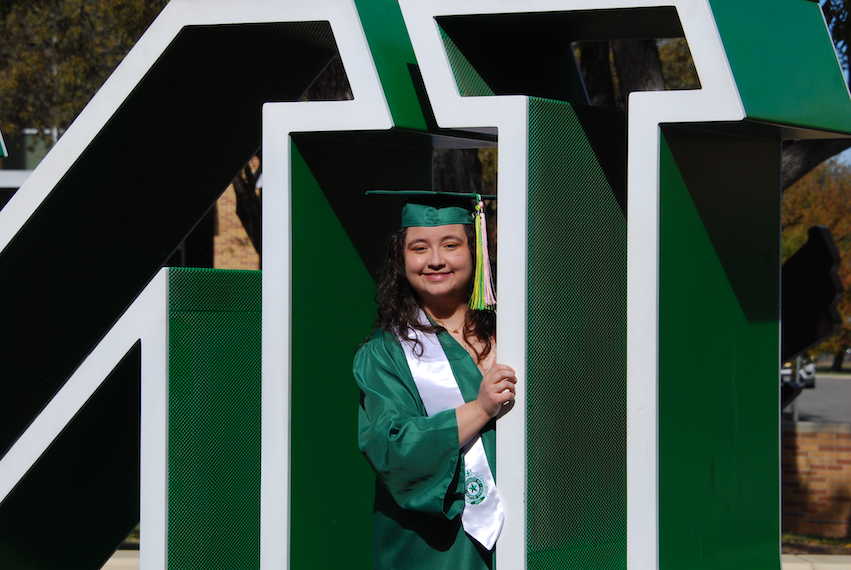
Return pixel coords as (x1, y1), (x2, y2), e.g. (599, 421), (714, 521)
(404, 224), (473, 309)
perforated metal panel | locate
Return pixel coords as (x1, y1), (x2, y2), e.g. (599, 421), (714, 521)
(168, 268), (262, 570)
(439, 25), (495, 97)
(526, 98), (627, 570)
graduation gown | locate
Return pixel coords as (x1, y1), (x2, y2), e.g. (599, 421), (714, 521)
(354, 328), (496, 570)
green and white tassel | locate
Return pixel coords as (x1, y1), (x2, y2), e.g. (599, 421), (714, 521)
(469, 196), (496, 310)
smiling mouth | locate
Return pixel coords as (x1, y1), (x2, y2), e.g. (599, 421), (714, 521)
(424, 273), (451, 280)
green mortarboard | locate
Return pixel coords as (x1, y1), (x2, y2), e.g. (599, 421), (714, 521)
(365, 190), (496, 228)
(366, 190), (497, 310)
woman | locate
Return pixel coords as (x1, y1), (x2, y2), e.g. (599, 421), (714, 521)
(354, 194), (517, 570)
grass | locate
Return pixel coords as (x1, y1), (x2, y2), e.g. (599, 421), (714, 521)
(782, 533), (851, 555)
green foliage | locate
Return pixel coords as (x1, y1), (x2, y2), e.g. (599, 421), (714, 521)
(783, 158), (851, 355)
(0, 0), (167, 147)
(478, 147), (496, 195)
(0, 0), (23, 19)
(657, 38), (700, 90)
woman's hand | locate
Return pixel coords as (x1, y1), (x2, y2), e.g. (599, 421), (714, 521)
(475, 363), (517, 418)
(456, 363), (517, 447)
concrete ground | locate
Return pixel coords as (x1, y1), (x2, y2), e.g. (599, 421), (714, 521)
(783, 554), (851, 569)
(102, 550), (139, 569)
(100, 552), (851, 569)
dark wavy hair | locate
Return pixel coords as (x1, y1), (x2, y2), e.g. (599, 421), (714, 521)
(372, 224), (495, 362)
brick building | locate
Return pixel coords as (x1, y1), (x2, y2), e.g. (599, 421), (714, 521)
(213, 182), (260, 270)
(782, 421), (851, 538)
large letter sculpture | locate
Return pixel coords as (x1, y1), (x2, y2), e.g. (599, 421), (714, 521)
(1, 1), (850, 569)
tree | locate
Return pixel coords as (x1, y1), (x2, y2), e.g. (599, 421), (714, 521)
(232, 155), (262, 258)
(780, 0), (851, 188)
(576, 38), (691, 110)
(824, 0), (851, 72)
(0, 0), (166, 145)
(783, 159), (851, 367)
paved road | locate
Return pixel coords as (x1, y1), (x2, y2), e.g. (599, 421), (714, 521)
(790, 373), (851, 424)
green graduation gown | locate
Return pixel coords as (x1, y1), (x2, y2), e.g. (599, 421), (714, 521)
(354, 327), (496, 570)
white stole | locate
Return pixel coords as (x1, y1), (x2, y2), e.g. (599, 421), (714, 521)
(398, 311), (504, 550)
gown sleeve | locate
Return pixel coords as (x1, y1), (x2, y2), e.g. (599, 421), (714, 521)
(353, 329), (465, 520)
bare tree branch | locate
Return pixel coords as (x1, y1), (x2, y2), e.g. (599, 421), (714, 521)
(576, 41), (615, 107)
(232, 159), (262, 257)
(783, 138), (851, 190)
(611, 39), (665, 98)
(433, 149), (483, 194)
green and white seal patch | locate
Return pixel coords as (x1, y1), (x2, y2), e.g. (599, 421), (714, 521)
(465, 469), (487, 505)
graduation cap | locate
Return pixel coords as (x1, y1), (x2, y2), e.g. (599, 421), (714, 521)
(366, 190), (497, 310)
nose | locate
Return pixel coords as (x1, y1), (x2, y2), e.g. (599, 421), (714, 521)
(427, 248), (445, 269)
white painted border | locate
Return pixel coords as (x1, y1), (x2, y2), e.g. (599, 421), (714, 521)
(0, 269), (169, 570)
(0, 0), (748, 568)
(259, 2), (393, 569)
(398, 1), (744, 569)
(0, 0), (382, 255)
(139, 270), (170, 570)
(0, 1), (391, 568)
(1, 1), (389, 567)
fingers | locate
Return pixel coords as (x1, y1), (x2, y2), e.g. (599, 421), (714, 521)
(484, 370), (517, 401)
(486, 361), (515, 374)
(478, 363), (518, 418)
(483, 363), (517, 384)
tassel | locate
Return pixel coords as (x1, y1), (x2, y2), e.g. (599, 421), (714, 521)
(469, 196), (496, 310)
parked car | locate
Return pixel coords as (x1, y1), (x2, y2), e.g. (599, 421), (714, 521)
(781, 359), (816, 409)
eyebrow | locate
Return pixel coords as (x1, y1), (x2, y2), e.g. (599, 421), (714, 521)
(406, 234), (465, 246)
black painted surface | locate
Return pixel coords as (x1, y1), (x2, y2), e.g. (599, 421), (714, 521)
(436, 7), (685, 105)
(0, 343), (140, 569)
(662, 124), (782, 323)
(782, 225), (843, 361)
(0, 22), (338, 457)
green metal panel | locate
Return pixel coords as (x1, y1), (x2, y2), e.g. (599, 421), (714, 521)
(354, 0), (429, 130)
(168, 268), (261, 570)
(527, 98), (627, 570)
(658, 127), (780, 570)
(289, 144), (378, 569)
(439, 26), (496, 97)
(290, 130), (435, 279)
(709, 0), (851, 135)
